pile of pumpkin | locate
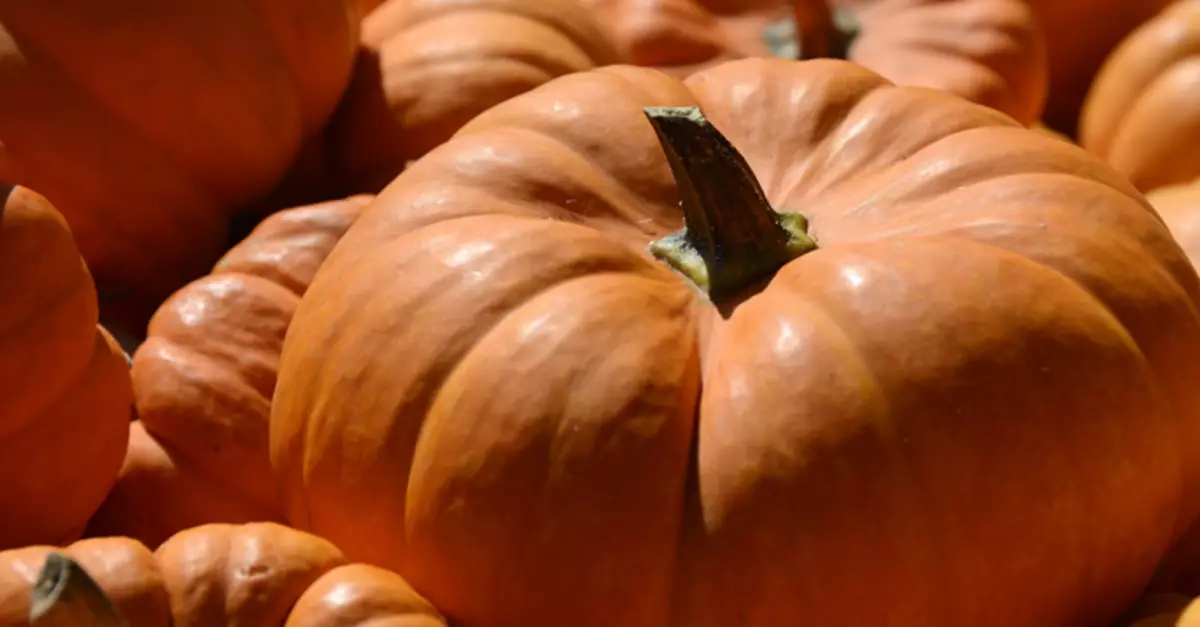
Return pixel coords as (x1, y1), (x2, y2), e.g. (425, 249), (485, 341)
(9, 0), (1200, 625)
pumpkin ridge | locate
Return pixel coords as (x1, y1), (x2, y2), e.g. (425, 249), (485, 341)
(494, 125), (680, 234)
(378, 1), (620, 66)
(386, 49), (569, 90)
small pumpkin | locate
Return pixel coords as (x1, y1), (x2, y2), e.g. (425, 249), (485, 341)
(1079, 0), (1200, 193)
(85, 196), (372, 549)
(0, 181), (132, 551)
(271, 58), (1200, 627)
(326, 0), (624, 193)
(1023, 0), (1174, 138)
(0, 523), (446, 626)
(582, 0), (1047, 125)
(0, 0), (362, 328)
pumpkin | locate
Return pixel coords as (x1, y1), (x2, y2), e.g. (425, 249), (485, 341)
(0, 181), (132, 550)
(270, 58), (1200, 627)
(0, 538), (169, 626)
(1023, 0), (1174, 138)
(1149, 182), (1200, 271)
(1113, 594), (1200, 627)
(1078, 0), (1200, 193)
(0, 523), (446, 626)
(0, 0), (361, 328)
(326, 0), (624, 193)
(581, 0), (1047, 125)
(84, 196), (372, 549)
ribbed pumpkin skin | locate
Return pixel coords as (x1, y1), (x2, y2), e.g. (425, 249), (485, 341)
(0, 524), (445, 626)
(270, 58), (1200, 627)
(84, 196), (372, 549)
(1080, 0), (1200, 193)
(327, 0), (624, 193)
(154, 523), (346, 626)
(582, 0), (1046, 125)
(0, 184), (132, 550)
(1026, 0), (1174, 138)
(0, 537), (170, 626)
(0, 0), (361, 326)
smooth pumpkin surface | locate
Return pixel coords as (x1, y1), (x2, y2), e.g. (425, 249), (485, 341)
(1025, 0), (1174, 138)
(0, 0), (361, 327)
(271, 58), (1200, 627)
(327, 0), (623, 193)
(285, 564), (447, 627)
(0, 183), (132, 550)
(582, 0), (1046, 125)
(85, 196), (372, 549)
(1079, 0), (1200, 193)
(1149, 182), (1200, 271)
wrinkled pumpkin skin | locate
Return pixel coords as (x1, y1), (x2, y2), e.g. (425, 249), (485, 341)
(1026, 0), (1174, 138)
(271, 58), (1200, 627)
(155, 523), (347, 626)
(583, 0), (1046, 125)
(1079, 1), (1200, 194)
(0, 184), (131, 551)
(327, 0), (624, 193)
(85, 196), (372, 550)
(0, 0), (361, 327)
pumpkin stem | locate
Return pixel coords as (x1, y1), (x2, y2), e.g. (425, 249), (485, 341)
(29, 552), (127, 626)
(644, 107), (817, 303)
(763, 4), (859, 60)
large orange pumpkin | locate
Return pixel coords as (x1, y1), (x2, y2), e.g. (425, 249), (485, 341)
(85, 196), (372, 549)
(270, 58), (1200, 627)
(582, 0), (1046, 125)
(326, 0), (624, 193)
(0, 180), (132, 551)
(0, 523), (446, 626)
(1079, 0), (1200, 193)
(0, 0), (361, 327)
(1023, 0), (1174, 138)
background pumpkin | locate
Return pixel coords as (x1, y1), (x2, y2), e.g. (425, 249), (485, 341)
(84, 196), (372, 550)
(1023, 0), (1174, 138)
(0, 523), (446, 626)
(325, 0), (624, 193)
(1079, 0), (1200, 194)
(0, 179), (131, 551)
(582, 0), (1047, 125)
(0, 0), (361, 331)
(270, 58), (1200, 627)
